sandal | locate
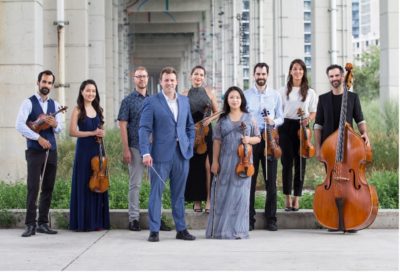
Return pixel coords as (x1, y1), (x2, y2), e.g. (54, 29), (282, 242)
(205, 209), (210, 214)
(284, 207), (292, 212)
(193, 204), (202, 213)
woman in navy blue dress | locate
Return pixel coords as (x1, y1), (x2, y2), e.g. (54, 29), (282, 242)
(69, 79), (110, 231)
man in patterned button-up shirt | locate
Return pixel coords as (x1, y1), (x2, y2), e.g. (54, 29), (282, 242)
(118, 66), (171, 232)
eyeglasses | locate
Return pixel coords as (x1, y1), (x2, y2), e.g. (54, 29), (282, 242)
(134, 75), (148, 79)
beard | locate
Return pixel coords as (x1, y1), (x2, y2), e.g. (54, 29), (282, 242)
(39, 87), (50, 95)
(331, 80), (341, 88)
(256, 79), (266, 86)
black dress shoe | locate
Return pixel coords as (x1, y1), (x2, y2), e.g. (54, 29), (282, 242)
(129, 220), (141, 231)
(176, 229), (196, 240)
(266, 222), (278, 231)
(148, 231), (159, 242)
(37, 223), (58, 234)
(21, 225), (36, 237)
(160, 219), (172, 231)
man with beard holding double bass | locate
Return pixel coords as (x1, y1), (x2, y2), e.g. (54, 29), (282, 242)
(314, 64), (370, 160)
(16, 70), (64, 237)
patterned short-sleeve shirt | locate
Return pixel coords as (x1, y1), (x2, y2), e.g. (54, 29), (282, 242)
(117, 90), (148, 149)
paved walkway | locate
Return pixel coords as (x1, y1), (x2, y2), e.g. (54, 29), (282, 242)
(0, 228), (398, 271)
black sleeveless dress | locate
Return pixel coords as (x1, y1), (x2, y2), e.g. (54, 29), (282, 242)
(185, 87), (213, 202)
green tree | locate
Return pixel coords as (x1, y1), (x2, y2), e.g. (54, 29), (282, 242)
(353, 46), (380, 99)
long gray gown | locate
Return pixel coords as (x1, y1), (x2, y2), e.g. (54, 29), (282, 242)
(206, 113), (259, 239)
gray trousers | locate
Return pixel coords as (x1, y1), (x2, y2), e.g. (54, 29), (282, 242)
(128, 147), (145, 222)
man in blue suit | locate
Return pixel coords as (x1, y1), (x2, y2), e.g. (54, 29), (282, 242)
(139, 66), (196, 242)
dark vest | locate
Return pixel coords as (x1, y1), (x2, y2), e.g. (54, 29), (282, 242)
(27, 95), (57, 151)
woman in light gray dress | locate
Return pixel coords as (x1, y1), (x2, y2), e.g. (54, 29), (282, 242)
(206, 86), (260, 239)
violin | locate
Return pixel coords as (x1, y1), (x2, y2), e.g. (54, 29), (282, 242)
(27, 106), (68, 133)
(313, 63), (378, 232)
(235, 122), (255, 178)
(261, 109), (282, 159)
(89, 131), (109, 193)
(297, 108), (315, 158)
(194, 105), (212, 154)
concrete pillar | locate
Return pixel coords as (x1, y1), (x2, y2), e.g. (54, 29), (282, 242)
(312, 0), (352, 95)
(88, 0), (108, 126)
(379, 0), (399, 104)
(0, 0), (44, 182)
(250, 0), (274, 87)
(272, 0), (305, 89)
(55, 0), (89, 127)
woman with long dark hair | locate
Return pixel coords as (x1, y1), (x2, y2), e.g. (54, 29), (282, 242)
(69, 79), (110, 231)
(206, 86), (260, 239)
(278, 59), (318, 211)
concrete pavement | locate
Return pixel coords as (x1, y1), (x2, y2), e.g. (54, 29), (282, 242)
(0, 228), (398, 271)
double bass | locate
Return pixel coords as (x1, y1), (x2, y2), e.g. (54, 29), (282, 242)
(89, 132), (109, 193)
(313, 63), (378, 232)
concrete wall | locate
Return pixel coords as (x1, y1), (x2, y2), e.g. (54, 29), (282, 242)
(0, 0), (44, 182)
(379, 0), (399, 104)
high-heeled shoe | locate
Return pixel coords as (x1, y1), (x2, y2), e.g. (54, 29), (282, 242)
(193, 204), (202, 212)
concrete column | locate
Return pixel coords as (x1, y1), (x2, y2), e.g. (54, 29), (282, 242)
(113, 1), (121, 112)
(312, 0), (352, 95)
(88, 0), (107, 125)
(0, 0), (44, 181)
(272, 0), (304, 89)
(379, 0), (399, 104)
(251, 0), (274, 87)
(52, 0), (89, 127)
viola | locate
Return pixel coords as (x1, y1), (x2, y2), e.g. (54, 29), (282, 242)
(89, 133), (109, 193)
(194, 105), (212, 154)
(297, 108), (315, 158)
(313, 63), (378, 232)
(261, 109), (282, 159)
(27, 106), (68, 133)
(235, 122), (255, 178)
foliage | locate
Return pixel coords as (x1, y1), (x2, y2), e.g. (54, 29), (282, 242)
(353, 46), (380, 100)
(0, 209), (16, 227)
(369, 171), (399, 209)
(2, 99), (398, 211)
(362, 100), (399, 170)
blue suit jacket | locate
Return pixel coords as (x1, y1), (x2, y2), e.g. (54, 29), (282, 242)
(139, 92), (195, 162)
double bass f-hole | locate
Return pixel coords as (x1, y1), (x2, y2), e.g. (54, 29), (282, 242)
(235, 122), (255, 178)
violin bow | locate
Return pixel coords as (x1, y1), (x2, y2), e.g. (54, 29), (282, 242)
(36, 149), (50, 207)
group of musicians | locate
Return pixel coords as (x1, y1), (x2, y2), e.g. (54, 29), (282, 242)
(16, 60), (369, 241)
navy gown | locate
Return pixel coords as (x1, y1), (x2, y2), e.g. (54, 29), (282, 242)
(69, 115), (110, 231)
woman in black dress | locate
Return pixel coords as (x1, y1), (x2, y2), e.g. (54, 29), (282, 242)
(183, 66), (219, 213)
